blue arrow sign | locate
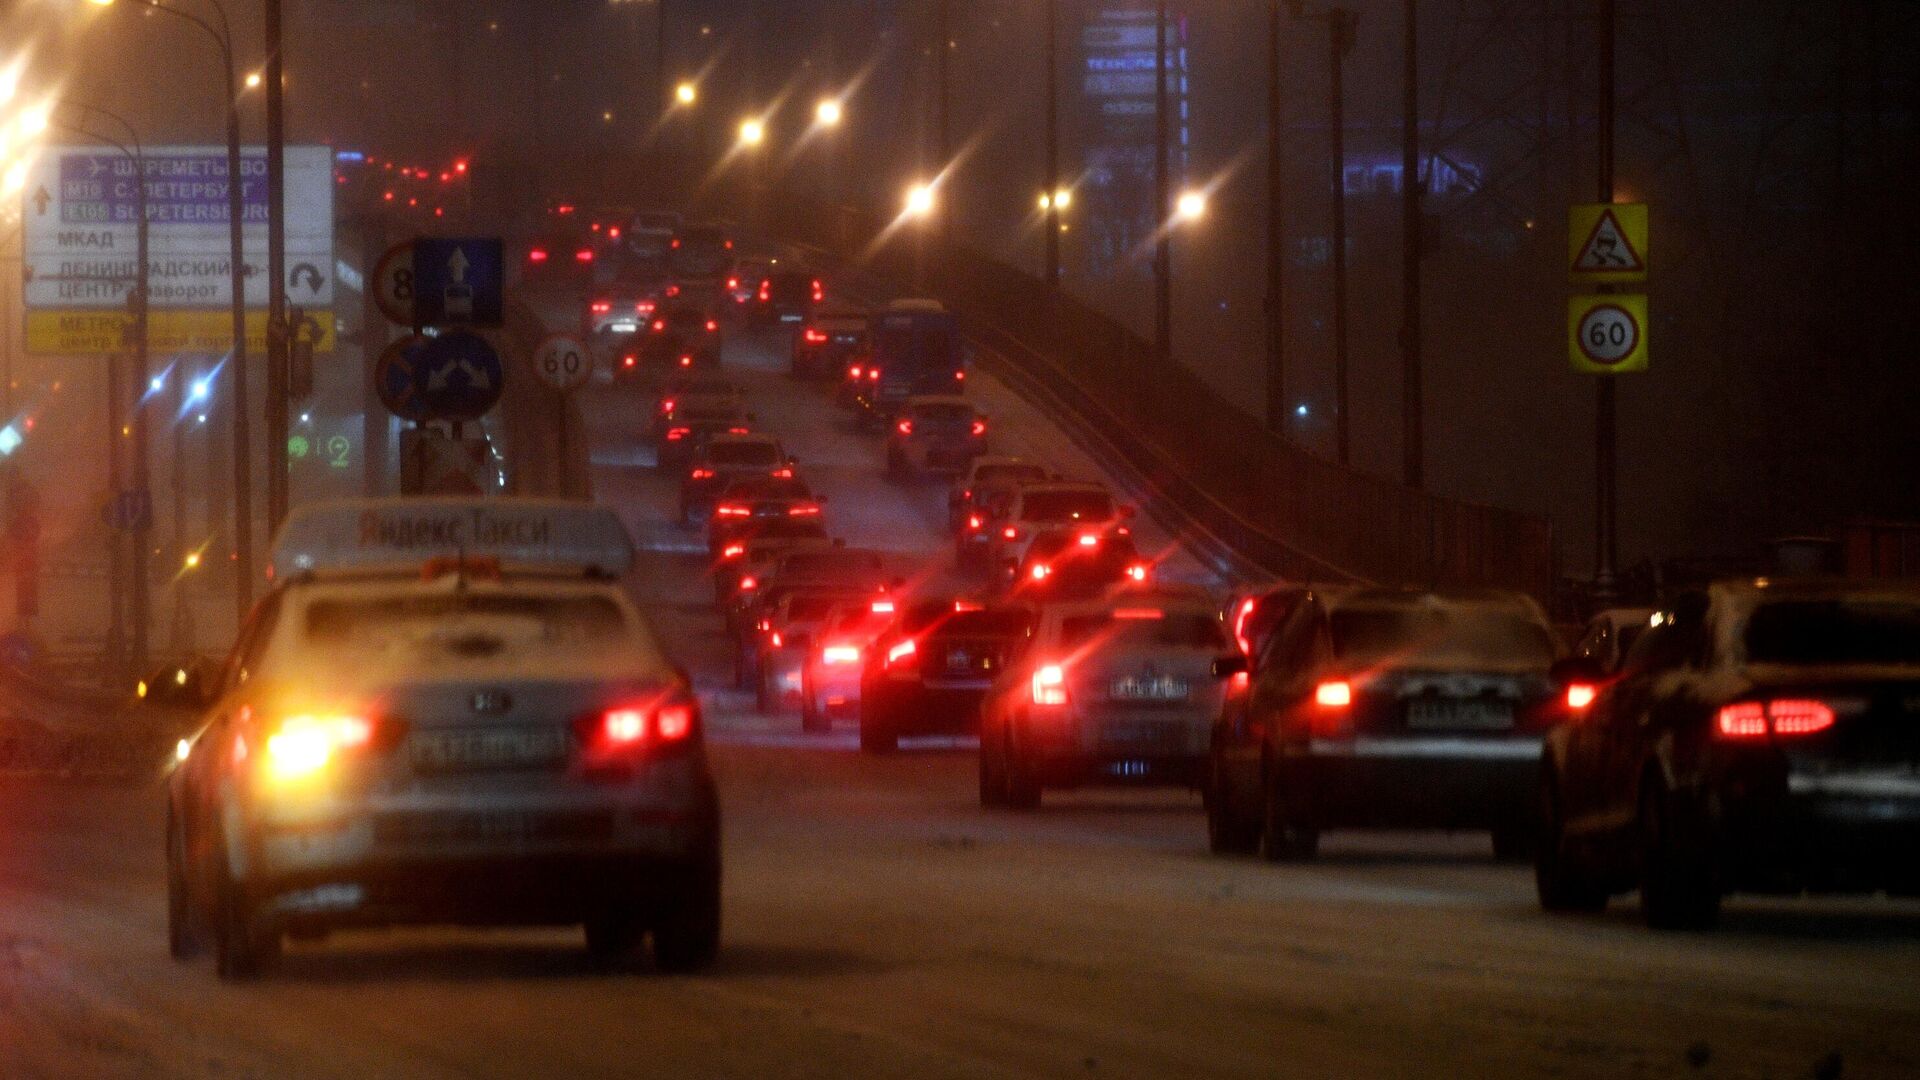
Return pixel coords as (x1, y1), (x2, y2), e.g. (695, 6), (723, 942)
(412, 237), (504, 327)
(416, 330), (505, 422)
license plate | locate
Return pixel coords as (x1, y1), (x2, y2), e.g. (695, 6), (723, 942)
(608, 321), (638, 332)
(1109, 675), (1189, 702)
(409, 726), (571, 771)
(1405, 699), (1514, 730)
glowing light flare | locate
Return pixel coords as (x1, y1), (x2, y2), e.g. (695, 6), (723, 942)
(1174, 190), (1208, 222)
(814, 98), (843, 127)
(675, 81), (697, 105)
(738, 118), (766, 146)
(903, 182), (935, 218)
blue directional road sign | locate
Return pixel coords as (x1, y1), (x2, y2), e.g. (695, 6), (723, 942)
(412, 238), (504, 327)
(416, 330), (505, 422)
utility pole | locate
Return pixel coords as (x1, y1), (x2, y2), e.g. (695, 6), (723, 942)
(1265, 0), (1286, 430)
(105, 351), (125, 683)
(1328, 7), (1353, 467)
(1400, 0), (1423, 488)
(1153, 0), (1171, 362)
(264, 0), (290, 531)
(935, 0), (951, 242)
(1593, 0), (1618, 593)
(1044, 0), (1060, 290)
(130, 147), (151, 674)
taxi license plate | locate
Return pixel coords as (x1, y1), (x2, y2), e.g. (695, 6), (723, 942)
(1109, 675), (1189, 702)
(410, 726), (571, 771)
(1405, 699), (1514, 731)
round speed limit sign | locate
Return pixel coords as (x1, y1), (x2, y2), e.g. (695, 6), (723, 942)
(372, 242), (417, 326)
(532, 334), (592, 392)
(1567, 294), (1648, 373)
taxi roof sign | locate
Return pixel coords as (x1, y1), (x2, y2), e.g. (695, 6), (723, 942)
(269, 498), (636, 579)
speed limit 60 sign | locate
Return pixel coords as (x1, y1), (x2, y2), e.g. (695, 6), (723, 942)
(532, 334), (593, 392)
(1568, 294), (1648, 374)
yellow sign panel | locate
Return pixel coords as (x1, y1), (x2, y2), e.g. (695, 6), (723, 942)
(26, 309), (336, 357)
(1568, 202), (1647, 284)
(1569, 294), (1648, 374)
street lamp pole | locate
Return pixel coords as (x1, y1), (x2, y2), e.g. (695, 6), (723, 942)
(264, 0), (289, 532)
(122, 0), (253, 618)
(1265, 0), (1287, 431)
(1290, 2), (1356, 465)
(1152, 0), (1171, 362)
(1044, 0), (1060, 289)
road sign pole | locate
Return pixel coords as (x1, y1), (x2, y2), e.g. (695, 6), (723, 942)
(225, 56), (254, 619)
(105, 352), (126, 684)
(264, 0), (289, 532)
(130, 149), (151, 677)
(1593, 0), (1618, 597)
(1400, 0), (1423, 490)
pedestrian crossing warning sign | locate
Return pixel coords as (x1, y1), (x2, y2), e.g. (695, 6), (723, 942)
(1568, 203), (1647, 284)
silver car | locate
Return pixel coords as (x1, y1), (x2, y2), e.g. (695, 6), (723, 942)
(979, 588), (1238, 808)
(165, 498), (719, 979)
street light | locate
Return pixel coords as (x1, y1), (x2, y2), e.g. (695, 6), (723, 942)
(814, 98), (843, 127)
(903, 182), (935, 218)
(244, 70), (261, 90)
(1037, 187), (1071, 212)
(674, 80), (696, 105)
(1175, 190), (1207, 221)
(737, 117), (765, 146)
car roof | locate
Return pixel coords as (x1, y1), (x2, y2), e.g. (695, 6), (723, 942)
(1320, 586), (1548, 619)
(1041, 587), (1221, 620)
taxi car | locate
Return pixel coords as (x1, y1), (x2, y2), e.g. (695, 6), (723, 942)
(165, 499), (720, 978)
(1537, 579), (1920, 928)
(979, 589), (1239, 808)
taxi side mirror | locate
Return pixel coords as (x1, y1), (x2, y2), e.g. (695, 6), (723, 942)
(1211, 655), (1249, 679)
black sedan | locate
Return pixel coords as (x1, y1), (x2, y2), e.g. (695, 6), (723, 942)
(1536, 579), (1920, 928)
(858, 600), (1035, 753)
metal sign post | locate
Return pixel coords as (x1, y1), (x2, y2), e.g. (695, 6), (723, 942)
(532, 335), (591, 497)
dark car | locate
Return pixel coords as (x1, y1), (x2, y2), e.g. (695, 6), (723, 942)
(1206, 587), (1568, 861)
(1228, 585), (1311, 661)
(678, 435), (793, 524)
(886, 396), (988, 481)
(668, 225), (733, 286)
(1536, 579), (1920, 929)
(658, 398), (751, 470)
(652, 372), (741, 432)
(793, 305), (868, 380)
(639, 304), (724, 372)
(523, 229), (597, 290)
(859, 600), (1035, 753)
(707, 476), (824, 555)
(749, 269), (823, 328)
(1009, 528), (1150, 600)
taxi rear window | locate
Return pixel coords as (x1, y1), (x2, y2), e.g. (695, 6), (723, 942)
(1059, 612), (1225, 651)
(305, 596), (631, 655)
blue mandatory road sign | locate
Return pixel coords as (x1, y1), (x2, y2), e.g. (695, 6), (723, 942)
(416, 330), (505, 422)
(412, 237), (504, 327)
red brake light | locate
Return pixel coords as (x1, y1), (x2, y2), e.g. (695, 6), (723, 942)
(595, 700), (696, 749)
(871, 599), (895, 614)
(738, 576), (758, 591)
(868, 368), (880, 380)
(716, 504), (749, 516)
(1229, 670), (1251, 694)
(575, 248), (593, 263)
(1030, 563), (1051, 581)
(1565, 683), (1597, 711)
(659, 399), (675, 413)
(971, 419), (987, 437)
(651, 319), (667, 332)
(1125, 563), (1149, 582)
(1716, 699), (1836, 738)
(682, 356), (696, 368)
(1002, 526), (1019, 541)
(666, 427), (688, 440)
(788, 504), (821, 516)
(821, 644), (861, 665)
(1078, 533), (1100, 547)
(954, 370), (966, 381)
(848, 365), (863, 380)
(967, 515), (982, 530)
(728, 276), (740, 290)
(1112, 607), (1163, 620)
(690, 468), (714, 480)
(666, 284), (680, 297)
(671, 237), (680, 248)
(771, 467), (794, 479)
(706, 319), (718, 332)
(811, 279), (824, 302)
(728, 425), (750, 434)
(636, 300), (655, 315)
(721, 544), (745, 559)
(758, 280), (770, 302)
(1314, 680), (1353, 708)
(1031, 664), (1068, 706)
(623, 355), (637, 367)
(886, 639), (917, 665)
(803, 328), (829, 344)
(896, 419), (913, 436)
(529, 248), (549, 263)
(591, 300), (612, 314)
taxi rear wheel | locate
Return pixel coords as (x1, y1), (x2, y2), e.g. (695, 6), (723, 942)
(213, 858), (280, 981)
(653, 860), (722, 973)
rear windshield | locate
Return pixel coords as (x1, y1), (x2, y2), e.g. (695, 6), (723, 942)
(1021, 490), (1114, 524)
(768, 273), (814, 296)
(1744, 599), (1920, 665)
(873, 323), (957, 366)
(706, 442), (780, 466)
(1330, 605), (1557, 668)
(783, 552), (883, 576)
(976, 464), (1048, 487)
(785, 595), (845, 621)
(745, 520), (829, 542)
(305, 596), (631, 660)
(1060, 612), (1227, 651)
(722, 478), (812, 501)
(680, 405), (741, 423)
(912, 403), (974, 424)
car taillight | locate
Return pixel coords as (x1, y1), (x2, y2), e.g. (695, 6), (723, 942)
(1229, 670), (1251, 695)
(263, 713), (379, 781)
(528, 248), (549, 263)
(788, 504), (821, 516)
(727, 276), (740, 290)
(1031, 664), (1068, 706)
(728, 425), (750, 434)
(971, 419), (987, 436)
(758, 280), (770, 302)
(803, 328), (829, 344)
(770, 631), (785, 648)
(637, 301), (656, 315)
(1029, 563), (1050, 581)
(716, 504), (750, 516)
(651, 319), (666, 332)
(666, 284), (680, 297)
(1565, 683), (1597, 711)
(967, 515), (983, 530)
(886, 640), (917, 666)
(811, 279), (824, 302)
(821, 644), (861, 665)
(954, 369), (966, 381)
(871, 599), (895, 614)
(659, 398), (675, 413)
(591, 300), (612, 314)
(848, 365), (863, 380)
(868, 368), (880, 380)
(586, 699), (698, 754)
(1715, 699), (1836, 739)
(705, 319), (719, 332)
(690, 468), (714, 480)
(1314, 680), (1353, 708)
(1233, 597), (1257, 655)
(681, 356), (696, 368)
(738, 575), (758, 591)
(896, 419), (913, 436)
(666, 427), (688, 440)
(622, 355), (638, 368)
(575, 248), (593, 263)
(1078, 534), (1100, 547)
(1002, 526), (1020, 541)
(1126, 563), (1149, 582)
(771, 467), (794, 478)
(721, 544), (745, 559)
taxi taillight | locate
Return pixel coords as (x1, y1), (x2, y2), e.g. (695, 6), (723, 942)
(262, 713), (391, 781)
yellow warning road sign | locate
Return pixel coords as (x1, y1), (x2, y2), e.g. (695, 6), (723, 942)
(1569, 294), (1648, 374)
(1568, 203), (1647, 284)
(25, 309), (336, 357)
